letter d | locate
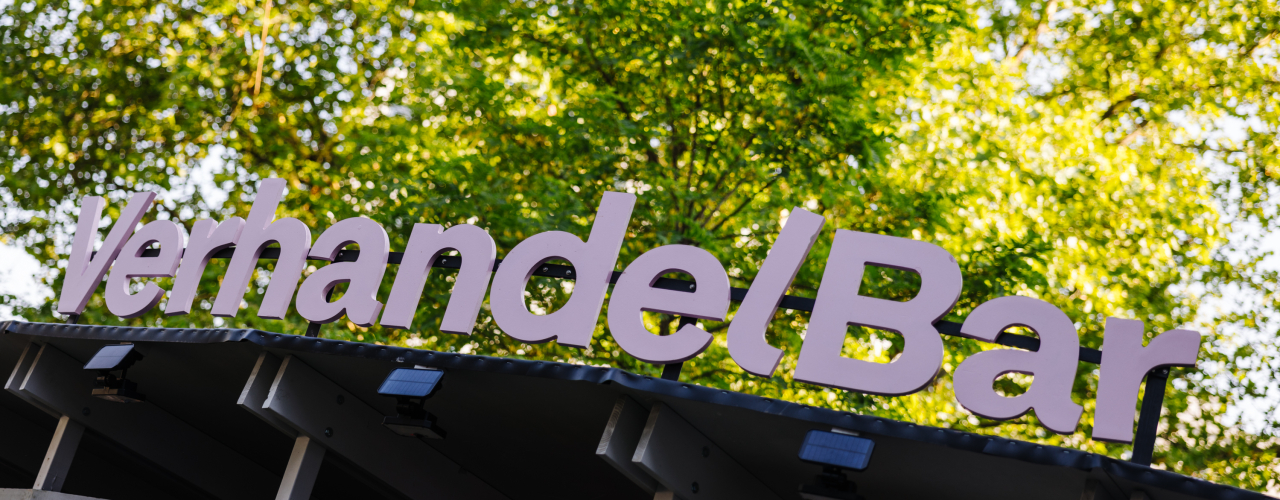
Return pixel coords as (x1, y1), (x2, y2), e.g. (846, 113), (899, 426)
(489, 192), (635, 348)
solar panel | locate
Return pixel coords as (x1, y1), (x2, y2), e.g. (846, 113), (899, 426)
(84, 344), (137, 370)
(377, 368), (444, 398)
(798, 430), (875, 471)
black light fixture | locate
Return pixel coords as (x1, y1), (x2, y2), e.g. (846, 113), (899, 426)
(378, 367), (446, 439)
(797, 430), (875, 500)
(84, 344), (146, 403)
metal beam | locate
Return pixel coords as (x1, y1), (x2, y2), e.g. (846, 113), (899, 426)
(632, 403), (781, 500)
(242, 353), (507, 500)
(1130, 368), (1169, 466)
(595, 397), (663, 496)
(237, 353), (294, 436)
(5, 342), (52, 416)
(32, 416), (82, 492)
(6, 342), (279, 499)
(274, 436), (325, 500)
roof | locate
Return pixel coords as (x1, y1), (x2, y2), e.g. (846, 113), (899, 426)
(0, 321), (1265, 500)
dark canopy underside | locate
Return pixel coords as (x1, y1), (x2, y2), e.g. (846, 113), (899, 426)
(0, 321), (1263, 500)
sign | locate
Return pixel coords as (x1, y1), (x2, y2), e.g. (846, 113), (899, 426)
(57, 178), (1201, 443)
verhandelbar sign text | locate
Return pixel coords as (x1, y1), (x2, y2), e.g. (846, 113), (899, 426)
(57, 179), (1201, 443)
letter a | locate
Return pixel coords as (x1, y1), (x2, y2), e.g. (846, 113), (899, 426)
(952, 296), (1083, 434)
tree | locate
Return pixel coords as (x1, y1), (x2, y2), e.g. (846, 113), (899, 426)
(2, 0), (1277, 491)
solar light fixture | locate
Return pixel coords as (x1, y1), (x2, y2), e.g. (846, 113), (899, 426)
(379, 367), (446, 439)
(798, 430), (875, 500)
(84, 344), (146, 403)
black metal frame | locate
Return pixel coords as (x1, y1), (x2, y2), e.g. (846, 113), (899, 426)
(91, 246), (1174, 466)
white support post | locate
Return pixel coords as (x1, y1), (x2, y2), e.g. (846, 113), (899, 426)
(239, 354), (508, 500)
(275, 436), (325, 500)
(33, 415), (84, 492)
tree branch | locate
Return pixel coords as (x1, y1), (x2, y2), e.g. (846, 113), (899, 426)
(1006, 0), (1057, 63)
(1097, 93), (1140, 124)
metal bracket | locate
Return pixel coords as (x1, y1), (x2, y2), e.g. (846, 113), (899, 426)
(1129, 368), (1170, 466)
(659, 317), (698, 381)
(237, 352), (295, 436)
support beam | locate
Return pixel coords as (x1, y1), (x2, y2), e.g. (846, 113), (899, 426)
(632, 403), (781, 500)
(1130, 368), (1169, 466)
(6, 342), (279, 499)
(32, 416), (82, 492)
(240, 354), (507, 500)
(596, 397), (662, 495)
(237, 353), (294, 436)
(0, 488), (106, 499)
(275, 436), (324, 500)
(5, 342), (52, 416)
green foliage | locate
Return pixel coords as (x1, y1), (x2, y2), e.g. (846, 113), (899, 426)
(2, 0), (1278, 491)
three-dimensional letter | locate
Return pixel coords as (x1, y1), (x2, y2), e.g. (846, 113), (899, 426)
(104, 220), (185, 318)
(58, 193), (157, 315)
(952, 296), (1084, 434)
(607, 245), (730, 364)
(167, 217), (246, 315)
(295, 217), (390, 326)
(726, 207), (825, 377)
(489, 192), (636, 348)
(1092, 318), (1201, 443)
(380, 223), (496, 333)
(794, 230), (962, 395)
(211, 178), (312, 319)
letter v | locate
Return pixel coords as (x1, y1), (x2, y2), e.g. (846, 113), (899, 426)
(57, 192), (157, 316)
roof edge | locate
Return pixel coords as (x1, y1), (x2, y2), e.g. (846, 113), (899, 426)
(1, 321), (1265, 500)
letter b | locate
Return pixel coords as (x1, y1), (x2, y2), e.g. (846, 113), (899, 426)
(794, 230), (962, 395)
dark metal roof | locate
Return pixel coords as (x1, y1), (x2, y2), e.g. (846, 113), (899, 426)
(0, 321), (1265, 500)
